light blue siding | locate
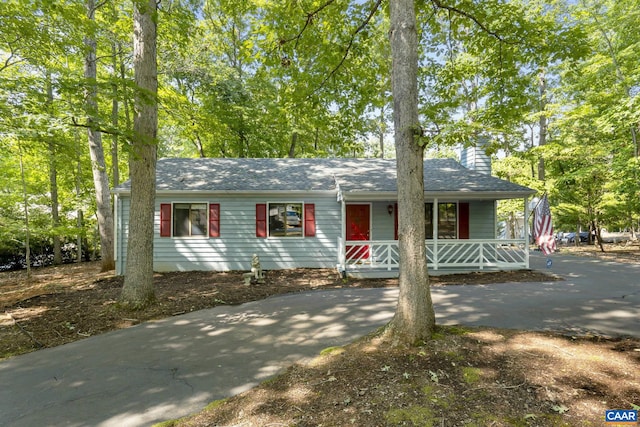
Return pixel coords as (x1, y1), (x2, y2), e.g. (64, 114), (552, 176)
(117, 194), (341, 274)
(371, 201), (396, 240)
(370, 200), (497, 241)
(115, 195), (499, 275)
(115, 197), (129, 275)
(468, 200), (496, 239)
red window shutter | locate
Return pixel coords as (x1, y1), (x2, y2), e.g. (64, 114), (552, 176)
(160, 203), (171, 237)
(394, 203), (398, 240)
(304, 204), (316, 237)
(256, 203), (267, 238)
(459, 202), (470, 239)
(209, 203), (220, 238)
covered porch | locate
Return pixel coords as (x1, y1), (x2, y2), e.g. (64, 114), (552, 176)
(337, 238), (529, 278)
(332, 155), (536, 278)
(335, 195), (533, 278)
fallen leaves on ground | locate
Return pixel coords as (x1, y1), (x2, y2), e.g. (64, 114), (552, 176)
(1, 251), (638, 427)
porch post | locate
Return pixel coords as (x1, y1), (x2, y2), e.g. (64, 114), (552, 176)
(433, 198), (438, 270)
(524, 196), (530, 269)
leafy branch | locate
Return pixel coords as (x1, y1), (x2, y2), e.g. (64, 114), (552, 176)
(279, 0), (338, 50)
(275, 0), (383, 96)
(70, 116), (127, 140)
(311, 0), (384, 96)
(0, 39), (26, 73)
(429, 0), (507, 43)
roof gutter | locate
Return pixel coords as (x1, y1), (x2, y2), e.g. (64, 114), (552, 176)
(111, 188), (339, 197)
(342, 190), (535, 201)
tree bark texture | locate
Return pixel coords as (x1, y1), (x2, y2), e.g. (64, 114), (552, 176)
(537, 71), (547, 181)
(19, 148), (31, 278)
(120, 0), (158, 308)
(111, 40), (120, 187)
(289, 131), (297, 158)
(386, 0), (436, 344)
(46, 73), (62, 265)
(85, 0), (115, 271)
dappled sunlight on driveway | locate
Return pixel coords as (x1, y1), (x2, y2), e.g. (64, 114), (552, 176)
(1, 255), (638, 427)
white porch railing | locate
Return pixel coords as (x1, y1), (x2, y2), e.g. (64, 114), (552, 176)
(338, 238), (528, 274)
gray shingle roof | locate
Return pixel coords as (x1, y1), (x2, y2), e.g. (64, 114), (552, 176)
(113, 157), (533, 198)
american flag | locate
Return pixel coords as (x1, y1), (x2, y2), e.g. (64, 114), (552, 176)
(534, 195), (556, 255)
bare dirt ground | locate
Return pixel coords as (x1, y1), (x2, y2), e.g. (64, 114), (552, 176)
(1, 243), (639, 426)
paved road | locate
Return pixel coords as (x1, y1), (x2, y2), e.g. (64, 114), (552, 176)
(0, 253), (638, 427)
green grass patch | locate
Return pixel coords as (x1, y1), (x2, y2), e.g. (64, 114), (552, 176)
(431, 325), (469, 340)
(386, 405), (436, 426)
(320, 346), (344, 356)
(461, 366), (482, 384)
(204, 398), (227, 411)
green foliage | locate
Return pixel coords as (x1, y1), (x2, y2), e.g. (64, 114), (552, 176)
(2, 0), (639, 263)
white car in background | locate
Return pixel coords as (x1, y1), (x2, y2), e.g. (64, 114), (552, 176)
(286, 211), (301, 227)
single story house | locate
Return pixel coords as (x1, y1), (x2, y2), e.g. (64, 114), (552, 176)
(112, 156), (535, 277)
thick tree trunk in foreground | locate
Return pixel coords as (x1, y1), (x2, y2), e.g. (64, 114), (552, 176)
(85, 0), (115, 271)
(386, 0), (436, 344)
(120, 0), (158, 308)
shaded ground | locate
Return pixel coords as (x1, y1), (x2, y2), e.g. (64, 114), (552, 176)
(0, 263), (552, 359)
(1, 244), (639, 426)
(559, 240), (640, 264)
(170, 327), (640, 427)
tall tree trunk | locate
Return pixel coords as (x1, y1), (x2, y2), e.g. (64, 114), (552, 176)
(537, 70), (547, 181)
(379, 107), (385, 159)
(289, 131), (297, 158)
(85, 0), (115, 271)
(119, 42), (133, 138)
(111, 40), (120, 187)
(74, 128), (84, 262)
(314, 127), (319, 152)
(46, 72), (62, 265)
(19, 148), (31, 278)
(48, 140), (62, 265)
(110, 1), (122, 186)
(386, 0), (436, 344)
(120, 0), (158, 308)
(194, 134), (206, 157)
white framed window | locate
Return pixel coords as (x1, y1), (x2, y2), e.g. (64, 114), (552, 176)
(173, 203), (208, 237)
(268, 202), (303, 237)
(426, 202), (457, 239)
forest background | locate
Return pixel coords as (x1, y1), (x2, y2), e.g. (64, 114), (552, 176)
(1, 0), (639, 271)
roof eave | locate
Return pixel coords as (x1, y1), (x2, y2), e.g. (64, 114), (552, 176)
(342, 190), (535, 201)
(112, 189), (338, 197)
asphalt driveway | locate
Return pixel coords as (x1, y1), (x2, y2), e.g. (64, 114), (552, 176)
(0, 253), (638, 427)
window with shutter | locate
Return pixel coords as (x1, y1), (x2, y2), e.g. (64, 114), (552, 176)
(173, 203), (207, 236)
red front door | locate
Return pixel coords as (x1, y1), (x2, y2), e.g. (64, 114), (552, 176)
(346, 204), (370, 260)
